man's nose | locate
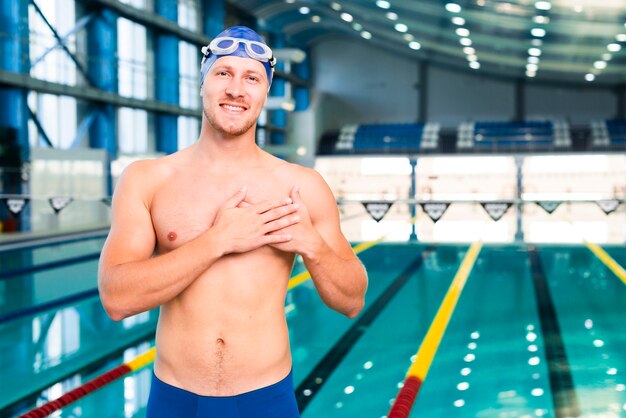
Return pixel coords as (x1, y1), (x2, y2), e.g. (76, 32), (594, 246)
(225, 77), (244, 98)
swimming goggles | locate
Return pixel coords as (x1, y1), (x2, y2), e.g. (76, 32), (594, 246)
(201, 37), (276, 67)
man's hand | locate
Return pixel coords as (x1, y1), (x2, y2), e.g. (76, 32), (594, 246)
(265, 186), (324, 257)
(211, 187), (301, 255)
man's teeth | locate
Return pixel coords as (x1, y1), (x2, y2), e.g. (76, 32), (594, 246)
(223, 105), (244, 111)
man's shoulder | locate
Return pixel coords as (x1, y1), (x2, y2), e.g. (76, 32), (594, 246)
(274, 161), (325, 185)
(117, 155), (180, 196)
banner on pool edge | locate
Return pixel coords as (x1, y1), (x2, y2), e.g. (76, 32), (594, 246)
(2, 197), (29, 216)
(420, 202), (450, 223)
(362, 201), (393, 222)
(536, 201), (561, 215)
(48, 197), (74, 214)
(596, 199), (620, 215)
(480, 201), (513, 221)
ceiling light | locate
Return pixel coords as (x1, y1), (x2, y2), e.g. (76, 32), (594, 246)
(361, 31), (372, 39)
(460, 37), (472, 46)
(467, 54), (477, 61)
(469, 61), (480, 69)
(528, 56), (539, 64)
(463, 47), (475, 55)
(526, 70), (536, 77)
(404, 33), (414, 41)
(531, 39), (543, 46)
(607, 43), (621, 52)
(386, 11), (398, 20)
(456, 28), (470, 37)
(531, 28), (546, 37)
(446, 3), (462, 13)
(376, 0), (391, 9)
(527, 63), (538, 72)
(299, 6), (310, 14)
(602, 53), (612, 61)
(311, 15), (321, 23)
(476, 0), (485, 5)
(533, 15), (549, 24)
(616, 34), (626, 42)
(528, 47), (542, 56)
(585, 73), (595, 82)
(286, 0), (295, 3)
(535, 1), (551, 11)
(573, 5), (583, 12)
(395, 23), (408, 32)
(594, 61), (607, 69)
(452, 17), (465, 25)
(353, 22), (362, 30)
(331, 2), (341, 11)
(409, 41), (421, 50)
(340, 12), (353, 22)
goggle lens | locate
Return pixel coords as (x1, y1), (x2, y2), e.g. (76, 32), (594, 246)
(206, 37), (274, 65)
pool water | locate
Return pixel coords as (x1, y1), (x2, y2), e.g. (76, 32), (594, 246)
(1, 240), (625, 417)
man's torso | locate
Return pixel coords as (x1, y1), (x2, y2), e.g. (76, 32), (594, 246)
(148, 150), (300, 396)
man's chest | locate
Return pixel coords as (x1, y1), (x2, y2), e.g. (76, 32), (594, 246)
(150, 174), (292, 251)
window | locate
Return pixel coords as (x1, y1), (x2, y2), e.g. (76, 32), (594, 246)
(179, 41), (199, 109)
(178, 117), (199, 150)
(118, 108), (148, 154)
(29, 0), (78, 85)
(117, 18), (148, 99)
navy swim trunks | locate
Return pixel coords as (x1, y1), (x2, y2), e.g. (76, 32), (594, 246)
(146, 370), (300, 418)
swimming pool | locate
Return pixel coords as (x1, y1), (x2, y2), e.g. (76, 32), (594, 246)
(1, 238), (625, 417)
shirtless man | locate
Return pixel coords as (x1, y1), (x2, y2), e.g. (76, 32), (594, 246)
(98, 26), (367, 417)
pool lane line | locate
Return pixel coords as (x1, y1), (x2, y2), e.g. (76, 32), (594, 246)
(19, 347), (156, 418)
(0, 252), (101, 280)
(527, 247), (581, 418)
(0, 288), (100, 324)
(583, 240), (626, 286)
(0, 228), (109, 253)
(287, 237), (385, 290)
(295, 245), (437, 413)
(3, 237), (386, 324)
(388, 240), (482, 418)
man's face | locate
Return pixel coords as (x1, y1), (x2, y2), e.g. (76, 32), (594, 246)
(201, 56), (268, 137)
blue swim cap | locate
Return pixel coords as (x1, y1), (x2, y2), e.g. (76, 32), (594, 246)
(200, 26), (275, 89)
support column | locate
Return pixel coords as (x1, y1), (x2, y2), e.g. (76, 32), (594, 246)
(269, 32), (286, 145)
(515, 156), (524, 242)
(87, 8), (117, 195)
(0, 0), (30, 231)
(293, 52), (309, 111)
(418, 61), (427, 123)
(201, 0), (225, 38)
(409, 158), (418, 242)
(615, 84), (625, 120)
(514, 78), (525, 122)
(155, 0), (179, 155)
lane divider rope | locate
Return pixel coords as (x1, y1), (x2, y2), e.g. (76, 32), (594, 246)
(20, 348), (155, 418)
(387, 240), (483, 418)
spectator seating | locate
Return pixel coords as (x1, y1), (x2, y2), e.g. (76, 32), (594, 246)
(592, 119), (626, 147)
(457, 120), (570, 150)
(334, 123), (439, 154)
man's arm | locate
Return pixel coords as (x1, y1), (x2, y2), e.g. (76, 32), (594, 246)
(98, 161), (300, 321)
(272, 169), (368, 318)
